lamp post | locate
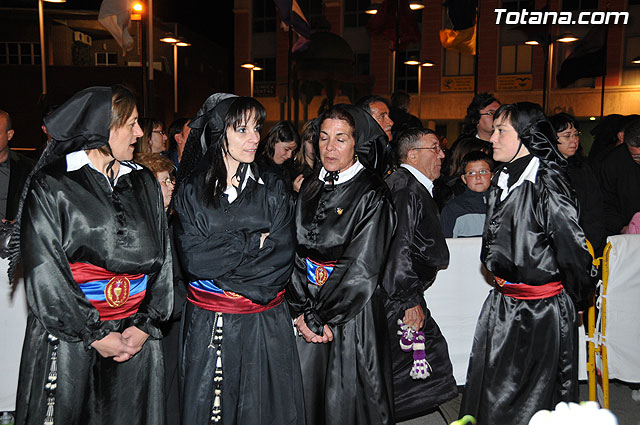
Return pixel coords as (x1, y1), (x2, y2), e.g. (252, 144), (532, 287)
(37, 0), (66, 100)
(161, 35), (190, 114)
(525, 32), (578, 115)
(241, 62), (263, 97)
(403, 58), (434, 119)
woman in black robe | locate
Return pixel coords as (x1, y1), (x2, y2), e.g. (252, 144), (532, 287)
(460, 102), (595, 425)
(287, 104), (396, 425)
(12, 86), (173, 425)
(172, 94), (305, 425)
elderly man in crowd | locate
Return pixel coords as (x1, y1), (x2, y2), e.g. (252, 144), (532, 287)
(381, 128), (458, 423)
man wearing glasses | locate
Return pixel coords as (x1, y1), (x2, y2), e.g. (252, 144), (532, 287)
(380, 128), (458, 423)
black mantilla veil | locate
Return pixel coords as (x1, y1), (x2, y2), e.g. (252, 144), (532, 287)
(7, 86), (121, 282)
(175, 93), (266, 207)
(494, 101), (566, 167)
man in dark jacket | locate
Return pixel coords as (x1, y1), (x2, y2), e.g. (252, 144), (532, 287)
(381, 127), (458, 422)
(0, 110), (35, 222)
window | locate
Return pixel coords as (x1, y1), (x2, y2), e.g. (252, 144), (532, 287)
(355, 52), (369, 76)
(344, 0), (370, 28)
(96, 52), (118, 66)
(297, 0), (324, 29)
(254, 57), (276, 97)
(499, 44), (532, 74)
(253, 0), (277, 33)
(396, 49), (420, 93)
(502, 0), (535, 12)
(443, 49), (474, 76)
(562, 0), (598, 11)
(0, 42), (40, 65)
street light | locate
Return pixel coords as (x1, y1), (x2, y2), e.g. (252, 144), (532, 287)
(241, 62), (263, 97)
(161, 36), (190, 113)
(131, 1), (143, 21)
(403, 57), (434, 119)
(408, 0), (424, 10)
(632, 56), (640, 64)
(38, 0), (66, 99)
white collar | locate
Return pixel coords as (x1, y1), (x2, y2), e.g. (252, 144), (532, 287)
(66, 150), (141, 188)
(400, 163), (434, 196)
(224, 165), (264, 203)
(318, 160), (364, 185)
(497, 156), (539, 202)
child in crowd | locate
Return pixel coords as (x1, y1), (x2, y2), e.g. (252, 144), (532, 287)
(440, 151), (494, 238)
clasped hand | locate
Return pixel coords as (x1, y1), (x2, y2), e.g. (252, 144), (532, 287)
(90, 326), (150, 362)
(294, 314), (333, 344)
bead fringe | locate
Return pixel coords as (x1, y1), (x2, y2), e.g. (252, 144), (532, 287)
(43, 334), (59, 425)
(209, 313), (223, 424)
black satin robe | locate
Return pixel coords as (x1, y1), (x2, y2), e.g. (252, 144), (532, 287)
(16, 158), (173, 425)
(381, 168), (458, 421)
(460, 157), (595, 425)
(173, 167), (305, 425)
(287, 167), (396, 425)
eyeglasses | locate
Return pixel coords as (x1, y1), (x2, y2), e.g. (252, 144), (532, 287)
(413, 145), (443, 153)
(464, 169), (491, 177)
(152, 130), (165, 136)
(558, 131), (581, 139)
(479, 111), (496, 117)
(160, 177), (175, 187)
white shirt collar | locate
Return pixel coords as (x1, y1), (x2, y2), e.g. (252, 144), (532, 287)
(66, 150), (141, 189)
(497, 156), (539, 202)
(400, 163), (434, 196)
(224, 165), (264, 204)
(318, 160), (364, 185)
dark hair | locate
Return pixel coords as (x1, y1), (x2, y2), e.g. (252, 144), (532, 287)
(167, 117), (190, 156)
(461, 150), (494, 172)
(390, 90), (411, 111)
(549, 113), (579, 134)
(448, 137), (492, 176)
(136, 117), (164, 153)
(258, 121), (300, 162)
(294, 119), (318, 172)
(355, 95), (389, 115)
(396, 127), (437, 161)
(624, 118), (640, 148)
(462, 92), (500, 136)
(203, 97), (266, 205)
(318, 105), (356, 139)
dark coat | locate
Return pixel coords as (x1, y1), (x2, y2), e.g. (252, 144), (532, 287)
(5, 149), (34, 220)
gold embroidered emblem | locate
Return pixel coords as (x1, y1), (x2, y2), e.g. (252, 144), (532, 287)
(336, 208), (343, 215)
(494, 277), (506, 287)
(223, 290), (242, 299)
(315, 266), (329, 286)
(105, 276), (131, 308)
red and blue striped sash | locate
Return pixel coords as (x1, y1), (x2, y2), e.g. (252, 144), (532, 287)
(494, 276), (563, 300)
(188, 279), (284, 314)
(305, 258), (337, 287)
(69, 262), (147, 321)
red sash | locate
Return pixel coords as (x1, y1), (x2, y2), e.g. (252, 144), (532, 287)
(188, 286), (285, 314)
(494, 277), (563, 300)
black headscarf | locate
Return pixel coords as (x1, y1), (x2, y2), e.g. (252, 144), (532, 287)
(495, 101), (566, 167)
(7, 86), (114, 282)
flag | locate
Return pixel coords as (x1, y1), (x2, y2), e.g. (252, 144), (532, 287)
(366, 0), (420, 49)
(556, 26), (607, 88)
(440, 0), (477, 55)
(274, 0), (311, 52)
(98, 0), (134, 53)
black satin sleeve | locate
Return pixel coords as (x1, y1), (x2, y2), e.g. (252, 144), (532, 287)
(174, 174), (296, 304)
(21, 176), (107, 348)
(538, 167), (595, 311)
(288, 187), (396, 335)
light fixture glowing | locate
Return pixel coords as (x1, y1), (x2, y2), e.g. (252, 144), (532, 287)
(132, 2), (143, 12)
(421, 61), (434, 67)
(175, 41), (191, 47)
(43, 0), (67, 3)
(632, 56), (640, 64)
(160, 36), (180, 43)
(409, 0), (424, 10)
(589, 117), (596, 121)
(556, 33), (579, 43)
(404, 59), (421, 66)
(525, 40), (540, 46)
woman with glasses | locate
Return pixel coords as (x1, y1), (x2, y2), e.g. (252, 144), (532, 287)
(136, 118), (168, 154)
(287, 104), (396, 425)
(173, 94), (304, 425)
(460, 102), (596, 425)
(549, 113), (606, 255)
